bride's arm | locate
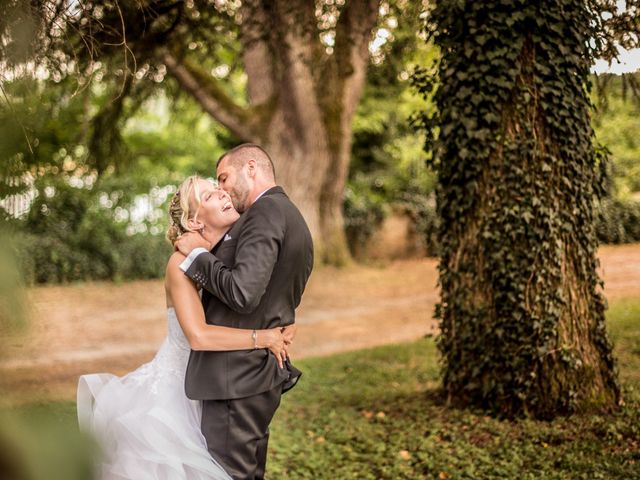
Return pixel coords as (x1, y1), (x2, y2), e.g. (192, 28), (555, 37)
(166, 253), (287, 364)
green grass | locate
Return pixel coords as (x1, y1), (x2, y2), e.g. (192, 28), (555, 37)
(608, 298), (640, 391)
(4, 299), (640, 479)
(270, 299), (640, 479)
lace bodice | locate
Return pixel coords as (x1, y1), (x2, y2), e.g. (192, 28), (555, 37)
(146, 308), (191, 384)
(166, 307), (191, 350)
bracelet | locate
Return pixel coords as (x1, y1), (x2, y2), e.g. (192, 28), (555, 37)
(252, 329), (258, 349)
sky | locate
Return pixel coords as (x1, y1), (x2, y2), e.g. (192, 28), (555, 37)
(593, 47), (640, 74)
(593, 0), (640, 74)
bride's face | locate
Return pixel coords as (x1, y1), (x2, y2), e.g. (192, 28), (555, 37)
(190, 179), (240, 231)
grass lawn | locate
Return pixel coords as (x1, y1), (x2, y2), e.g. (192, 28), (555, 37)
(4, 298), (640, 479)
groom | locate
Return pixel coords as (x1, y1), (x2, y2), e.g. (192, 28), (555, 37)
(175, 143), (314, 479)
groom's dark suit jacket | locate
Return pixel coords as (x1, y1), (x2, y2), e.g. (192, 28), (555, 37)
(184, 186), (314, 400)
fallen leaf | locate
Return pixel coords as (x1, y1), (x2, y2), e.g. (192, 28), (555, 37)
(439, 472), (449, 479)
(376, 411), (386, 418)
(315, 436), (326, 443)
(398, 450), (411, 460)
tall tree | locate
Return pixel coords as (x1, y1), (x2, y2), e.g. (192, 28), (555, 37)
(2, 0), (398, 264)
(414, 0), (638, 418)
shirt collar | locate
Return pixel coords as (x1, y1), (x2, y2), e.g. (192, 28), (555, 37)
(254, 187), (272, 203)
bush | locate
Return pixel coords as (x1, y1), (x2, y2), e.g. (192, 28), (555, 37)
(343, 177), (440, 258)
(116, 233), (172, 280)
(397, 190), (440, 257)
(343, 156), (440, 259)
(8, 176), (171, 284)
(343, 178), (387, 257)
(15, 232), (98, 284)
(14, 231), (170, 284)
(595, 197), (640, 244)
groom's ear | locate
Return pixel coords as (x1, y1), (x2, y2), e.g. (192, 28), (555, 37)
(246, 159), (257, 177)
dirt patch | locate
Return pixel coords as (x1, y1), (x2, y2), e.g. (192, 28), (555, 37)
(2, 244), (639, 402)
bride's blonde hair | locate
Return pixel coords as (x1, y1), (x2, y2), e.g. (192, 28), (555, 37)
(166, 175), (203, 244)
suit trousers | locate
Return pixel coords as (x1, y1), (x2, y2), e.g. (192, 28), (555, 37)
(201, 385), (283, 480)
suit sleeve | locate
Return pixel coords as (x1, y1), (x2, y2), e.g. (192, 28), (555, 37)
(184, 198), (285, 314)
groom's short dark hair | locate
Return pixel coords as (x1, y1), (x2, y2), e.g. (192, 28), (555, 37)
(217, 143), (276, 181)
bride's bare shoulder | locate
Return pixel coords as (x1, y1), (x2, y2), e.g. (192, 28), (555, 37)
(165, 252), (187, 281)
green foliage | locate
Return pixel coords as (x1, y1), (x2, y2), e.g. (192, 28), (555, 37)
(0, 79), (230, 284)
(122, 94), (235, 181)
(5, 298), (639, 479)
(343, 172), (440, 258)
(343, 176), (387, 255)
(0, 77), (88, 200)
(592, 73), (640, 196)
(414, 0), (620, 417)
(277, 298), (640, 478)
(11, 175), (171, 284)
(345, 33), (438, 257)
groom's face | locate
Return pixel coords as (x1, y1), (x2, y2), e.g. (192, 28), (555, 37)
(217, 157), (252, 213)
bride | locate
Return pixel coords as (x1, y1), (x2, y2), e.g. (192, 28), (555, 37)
(77, 175), (294, 480)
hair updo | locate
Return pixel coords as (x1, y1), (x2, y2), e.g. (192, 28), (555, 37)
(166, 175), (203, 244)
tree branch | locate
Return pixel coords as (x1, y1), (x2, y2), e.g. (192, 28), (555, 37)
(317, 0), (379, 224)
(265, 0), (327, 143)
(322, 0), (380, 139)
(239, 0), (277, 106)
(161, 50), (256, 140)
(333, 0), (379, 84)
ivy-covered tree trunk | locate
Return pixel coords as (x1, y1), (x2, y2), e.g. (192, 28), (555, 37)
(419, 0), (621, 418)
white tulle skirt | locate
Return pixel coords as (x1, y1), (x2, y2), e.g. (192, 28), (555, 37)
(77, 340), (231, 480)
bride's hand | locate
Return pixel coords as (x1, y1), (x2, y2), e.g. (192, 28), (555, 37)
(281, 324), (297, 346)
(174, 231), (213, 255)
(258, 328), (287, 369)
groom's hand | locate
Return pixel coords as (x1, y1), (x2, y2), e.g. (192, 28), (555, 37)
(174, 232), (212, 256)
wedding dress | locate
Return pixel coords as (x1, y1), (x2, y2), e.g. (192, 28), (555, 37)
(77, 307), (231, 480)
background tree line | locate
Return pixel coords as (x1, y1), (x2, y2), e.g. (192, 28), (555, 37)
(0, 0), (639, 285)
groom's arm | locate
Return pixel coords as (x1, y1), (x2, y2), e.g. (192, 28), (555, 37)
(182, 198), (285, 314)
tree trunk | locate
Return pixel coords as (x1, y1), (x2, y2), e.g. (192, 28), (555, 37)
(253, 85), (357, 265)
(425, 0), (620, 418)
(162, 0), (379, 265)
(262, 112), (350, 265)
